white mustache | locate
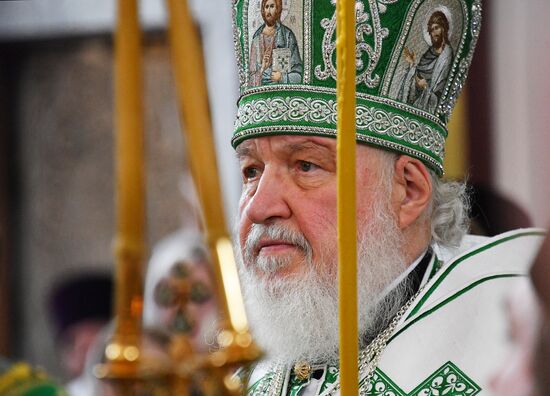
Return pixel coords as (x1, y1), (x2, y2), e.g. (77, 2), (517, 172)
(243, 223), (313, 267)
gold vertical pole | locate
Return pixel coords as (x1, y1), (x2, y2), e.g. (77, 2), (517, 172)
(107, 0), (145, 382)
(336, 0), (359, 395)
(165, 0), (249, 335)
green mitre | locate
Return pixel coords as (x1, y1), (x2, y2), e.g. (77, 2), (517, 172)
(232, 0), (482, 175)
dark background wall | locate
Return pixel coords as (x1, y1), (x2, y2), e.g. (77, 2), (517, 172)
(2, 35), (197, 378)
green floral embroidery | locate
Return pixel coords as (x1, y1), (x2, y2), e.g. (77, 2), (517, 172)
(288, 372), (311, 396)
(318, 366), (338, 394)
(361, 362), (481, 396)
(409, 362), (481, 396)
(247, 361), (479, 396)
(362, 370), (405, 396)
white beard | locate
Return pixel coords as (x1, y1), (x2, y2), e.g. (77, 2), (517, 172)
(236, 195), (412, 366)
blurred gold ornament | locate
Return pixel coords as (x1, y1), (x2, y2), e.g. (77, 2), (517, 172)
(101, 0), (262, 393)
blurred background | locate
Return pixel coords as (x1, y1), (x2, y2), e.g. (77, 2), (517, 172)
(0, 0), (548, 385)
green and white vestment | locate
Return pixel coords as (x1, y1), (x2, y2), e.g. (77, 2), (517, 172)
(244, 229), (545, 396)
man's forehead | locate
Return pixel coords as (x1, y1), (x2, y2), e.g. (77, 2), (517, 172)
(236, 135), (336, 157)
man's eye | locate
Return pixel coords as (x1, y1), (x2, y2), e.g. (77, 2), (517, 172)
(243, 167), (259, 180)
(298, 161), (317, 172)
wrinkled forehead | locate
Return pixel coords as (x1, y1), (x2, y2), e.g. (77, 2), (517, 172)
(236, 135), (337, 158)
(235, 135), (386, 173)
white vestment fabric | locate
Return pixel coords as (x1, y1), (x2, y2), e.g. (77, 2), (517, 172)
(245, 229), (545, 396)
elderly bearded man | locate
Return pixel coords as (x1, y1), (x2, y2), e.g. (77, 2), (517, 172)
(231, 0), (544, 394)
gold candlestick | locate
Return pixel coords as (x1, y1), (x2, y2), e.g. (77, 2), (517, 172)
(336, 0), (359, 395)
(103, 0), (146, 385)
(165, 0), (251, 338)
(166, 0), (261, 391)
(98, 0), (260, 393)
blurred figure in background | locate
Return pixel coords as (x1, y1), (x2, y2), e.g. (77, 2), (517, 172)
(143, 229), (219, 353)
(489, 281), (541, 396)
(489, 232), (550, 396)
(143, 173), (220, 352)
(467, 182), (542, 396)
(465, 183), (541, 395)
(47, 272), (112, 394)
(469, 183), (533, 236)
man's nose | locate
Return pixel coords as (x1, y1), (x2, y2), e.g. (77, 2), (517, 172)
(243, 169), (292, 224)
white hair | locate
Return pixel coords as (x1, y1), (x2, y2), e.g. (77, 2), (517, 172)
(428, 171), (470, 248)
(374, 151), (470, 248)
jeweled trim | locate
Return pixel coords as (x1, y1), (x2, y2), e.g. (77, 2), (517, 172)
(234, 92), (445, 167)
(437, 0), (471, 122)
(232, 124), (444, 175)
(239, 84), (446, 130)
(358, 135), (443, 175)
(439, 0), (482, 122)
(303, 0), (312, 84)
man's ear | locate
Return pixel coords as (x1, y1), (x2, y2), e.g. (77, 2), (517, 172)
(391, 155), (432, 230)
